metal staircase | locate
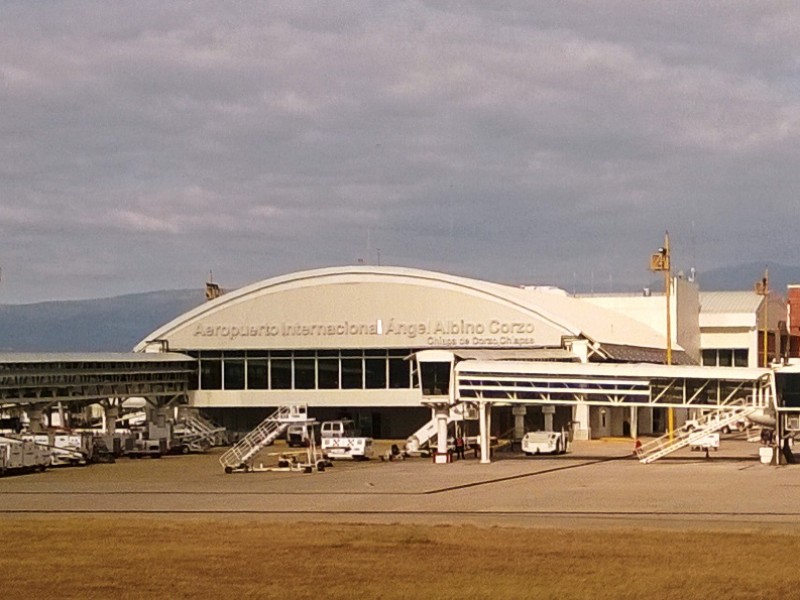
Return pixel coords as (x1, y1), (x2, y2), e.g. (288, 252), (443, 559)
(636, 404), (757, 464)
(174, 410), (227, 452)
(219, 405), (306, 473)
(405, 402), (478, 454)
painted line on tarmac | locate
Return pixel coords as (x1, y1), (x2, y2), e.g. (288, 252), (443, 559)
(423, 455), (629, 494)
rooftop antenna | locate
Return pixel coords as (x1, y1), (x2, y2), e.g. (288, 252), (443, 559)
(690, 219), (698, 283)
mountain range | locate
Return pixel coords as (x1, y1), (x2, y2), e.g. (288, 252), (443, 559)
(0, 262), (797, 352)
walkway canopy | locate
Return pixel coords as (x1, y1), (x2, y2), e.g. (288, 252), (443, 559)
(0, 352), (195, 410)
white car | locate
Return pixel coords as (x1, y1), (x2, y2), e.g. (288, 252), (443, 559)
(522, 431), (568, 456)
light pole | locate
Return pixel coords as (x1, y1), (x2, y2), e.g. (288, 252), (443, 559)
(755, 268), (769, 367)
(650, 231), (673, 438)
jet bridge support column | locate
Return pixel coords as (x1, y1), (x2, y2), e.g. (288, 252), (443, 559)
(512, 406), (526, 442)
(435, 406), (450, 456)
(479, 401), (492, 464)
(630, 406), (639, 439)
(572, 402), (590, 441)
(26, 407), (45, 433)
(103, 405), (119, 435)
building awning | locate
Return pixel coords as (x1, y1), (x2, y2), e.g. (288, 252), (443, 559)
(594, 343), (696, 365)
(452, 348), (578, 362)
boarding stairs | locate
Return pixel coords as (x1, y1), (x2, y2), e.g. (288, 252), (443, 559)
(636, 404), (758, 464)
(405, 403), (478, 454)
(219, 405), (306, 472)
(173, 410), (227, 452)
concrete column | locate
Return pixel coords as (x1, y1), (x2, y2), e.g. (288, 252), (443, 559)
(479, 401), (491, 464)
(512, 405), (527, 441)
(543, 405), (555, 432)
(155, 407), (168, 428)
(637, 407), (654, 435)
(104, 405), (120, 435)
(572, 402), (590, 441)
(26, 407), (45, 433)
(630, 406), (638, 439)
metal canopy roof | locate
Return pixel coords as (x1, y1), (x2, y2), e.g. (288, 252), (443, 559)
(700, 291), (762, 314)
(456, 359), (770, 382)
(0, 352), (196, 408)
(0, 352), (194, 364)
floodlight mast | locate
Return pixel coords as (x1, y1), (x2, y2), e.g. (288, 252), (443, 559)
(650, 231), (673, 439)
(755, 268), (769, 367)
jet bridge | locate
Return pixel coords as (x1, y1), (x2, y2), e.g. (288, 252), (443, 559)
(415, 350), (779, 464)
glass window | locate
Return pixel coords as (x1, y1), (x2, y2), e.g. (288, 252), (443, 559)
(701, 350), (716, 366)
(318, 358), (339, 389)
(200, 359), (222, 389)
(389, 358), (411, 388)
(224, 360), (245, 390)
(247, 359), (268, 389)
(188, 365), (199, 390)
(271, 359), (292, 389)
(733, 349), (748, 367)
(341, 358), (363, 389)
(421, 362), (451, 396)
(365, 358), (387, 389)
(718, 349), (733, 367)
(294, 359), (316, 389)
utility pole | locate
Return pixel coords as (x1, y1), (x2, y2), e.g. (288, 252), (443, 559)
(755, 268), (769, 367)
(650, 231), (673, 438)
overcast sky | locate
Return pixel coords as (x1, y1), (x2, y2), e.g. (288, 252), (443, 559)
(1, 2), (798, 303)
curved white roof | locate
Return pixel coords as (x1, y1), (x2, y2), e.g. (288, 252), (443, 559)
(135, 265), (675, 352)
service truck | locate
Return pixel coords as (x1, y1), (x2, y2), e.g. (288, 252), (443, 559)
(320, 420), (374, 460)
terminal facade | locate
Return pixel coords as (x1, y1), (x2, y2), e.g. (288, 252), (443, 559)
(135, 265), (791, 441)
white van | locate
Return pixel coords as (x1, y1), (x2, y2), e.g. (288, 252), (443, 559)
(320, 419), (357, 439)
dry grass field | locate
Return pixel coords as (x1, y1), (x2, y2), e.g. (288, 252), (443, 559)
(2, 517), (800, 599)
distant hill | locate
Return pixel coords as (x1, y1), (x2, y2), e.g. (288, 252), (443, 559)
(1, 261), (797, 353)
(695, 262), (800, 293)
(0, 289), (206, 352)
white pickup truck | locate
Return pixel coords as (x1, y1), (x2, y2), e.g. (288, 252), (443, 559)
(320, 420), (374, 460)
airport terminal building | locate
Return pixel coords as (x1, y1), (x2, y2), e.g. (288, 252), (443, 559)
(135, 266), (715, 440)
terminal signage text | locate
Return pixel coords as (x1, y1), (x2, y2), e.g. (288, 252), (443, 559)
(193, 318), (537, 346)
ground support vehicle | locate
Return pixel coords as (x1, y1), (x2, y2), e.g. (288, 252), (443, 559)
(690, 432), (720, 456)
(286, 423), (320, 448)
(318, 419), (374, 460)
(0, 435), (50, 475)
(26, 433), (92, 467)
(171, 410), (226, 453)
(221, 406), (327, 474)
(246, 448), (332, 473)
(228, 422), (331, 474)
(521, 430), (569, 456)
(321, 436), (374, 460)
(124, 437), (167, 458)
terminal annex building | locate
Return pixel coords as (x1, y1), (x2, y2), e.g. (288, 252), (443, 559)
(136, 266), (710, 441)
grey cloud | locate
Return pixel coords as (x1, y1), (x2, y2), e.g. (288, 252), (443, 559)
(0, 1), (798, 302)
